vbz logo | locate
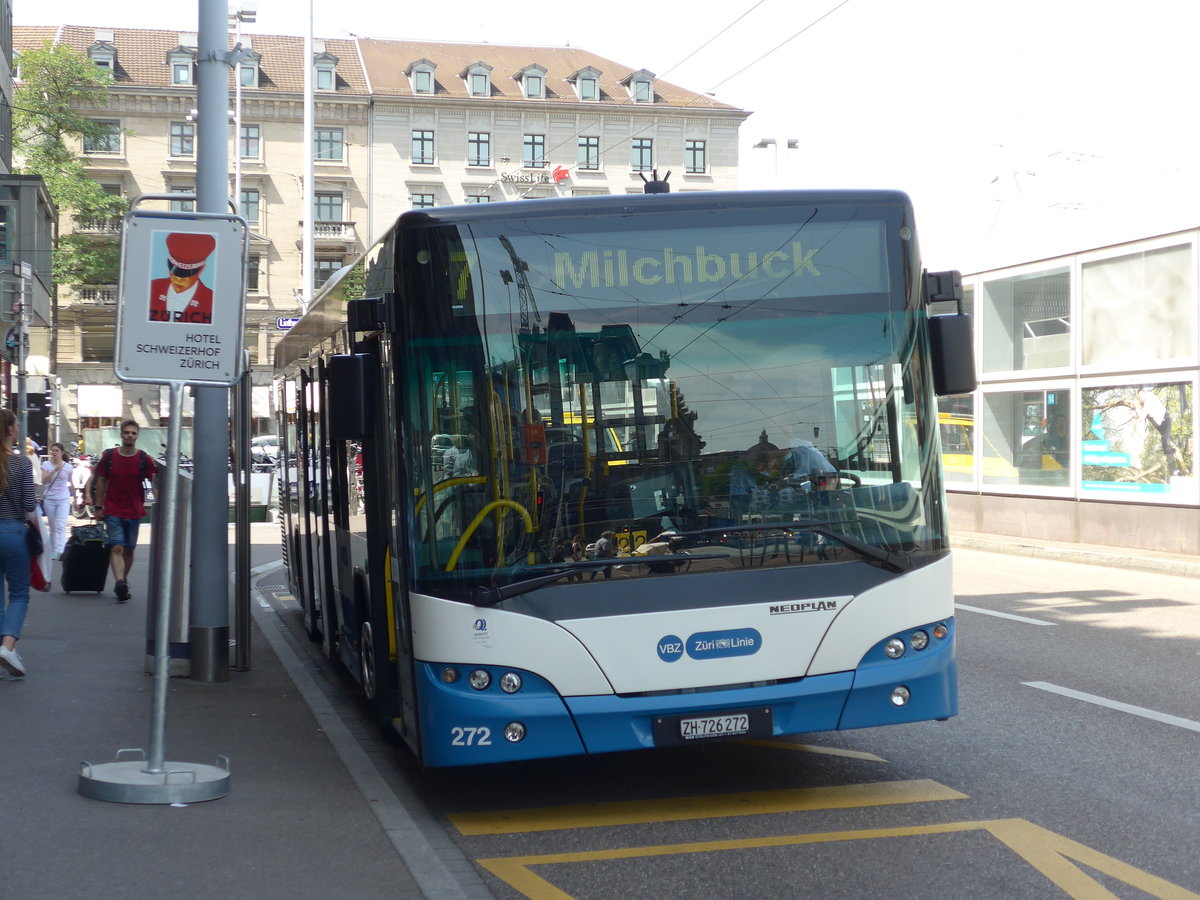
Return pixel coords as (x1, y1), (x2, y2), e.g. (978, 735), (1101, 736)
(656, 634), (684, 662)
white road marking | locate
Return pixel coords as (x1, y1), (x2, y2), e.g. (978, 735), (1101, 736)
(1023, 681), (1200, 733)
(956, 604), (1054, 626)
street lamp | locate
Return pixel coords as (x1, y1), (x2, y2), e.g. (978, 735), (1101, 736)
(752, 137), (799, 187)
(229, 3), (258, 216)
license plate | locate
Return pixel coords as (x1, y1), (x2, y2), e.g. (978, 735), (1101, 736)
(681, 713), (750, 739)
(653, 707), (772, 746)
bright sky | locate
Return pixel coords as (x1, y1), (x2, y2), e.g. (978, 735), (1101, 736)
(17, 0), (1200, 273)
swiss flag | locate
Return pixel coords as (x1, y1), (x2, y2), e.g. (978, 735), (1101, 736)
(552, 165), (570, 183)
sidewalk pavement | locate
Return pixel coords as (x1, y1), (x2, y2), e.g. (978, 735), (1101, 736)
(2, 523), (421, 900)
(951, 531), (1200, 578)
(2, 523), (1194, 899)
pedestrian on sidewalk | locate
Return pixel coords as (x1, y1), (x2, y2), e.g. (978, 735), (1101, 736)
(0, 409), (37, 678)
(91, 420), (156, 603)
(41, 442), (74, 561)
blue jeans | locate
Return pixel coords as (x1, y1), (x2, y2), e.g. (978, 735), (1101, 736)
(0, 518), (31, 640)
(104, 515), (141, 551)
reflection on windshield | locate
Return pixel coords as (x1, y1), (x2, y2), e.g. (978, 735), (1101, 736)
(399, 205), (944, 595)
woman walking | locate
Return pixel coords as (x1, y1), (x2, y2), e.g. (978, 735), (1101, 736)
(0, 410), (36, 678)
(41, 442), (74, 561)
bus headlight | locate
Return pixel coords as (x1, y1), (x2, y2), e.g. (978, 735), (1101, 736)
(504, 722), (527, 742)
(891, 686), (911, 706)
(440, 667), (459, 684)
(468, 669), (492, 691)
(933, 623), (949, 640)
(884, 638), (906, 659)
(499, 672), (523, 694)
(910, 630), (929, 651)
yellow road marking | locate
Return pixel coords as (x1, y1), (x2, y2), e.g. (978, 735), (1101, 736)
(478, 818), (1200, 900)
(449, 778), (965, 835)
(738, 739), (887, 762)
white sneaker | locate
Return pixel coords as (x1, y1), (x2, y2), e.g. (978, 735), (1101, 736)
(0, 645), (26, 677)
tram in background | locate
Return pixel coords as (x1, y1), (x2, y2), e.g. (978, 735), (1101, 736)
(273, 189), (975, 766)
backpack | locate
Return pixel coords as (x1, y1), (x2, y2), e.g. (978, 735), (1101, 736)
(97, 448), (156, 481)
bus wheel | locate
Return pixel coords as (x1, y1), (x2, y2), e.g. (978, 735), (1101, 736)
(360, 620), (377, 702)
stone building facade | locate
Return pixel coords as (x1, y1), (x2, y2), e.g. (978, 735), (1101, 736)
(13, 24), (748, 446)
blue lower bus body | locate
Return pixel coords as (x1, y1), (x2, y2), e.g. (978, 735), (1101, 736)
(415, 618), (956, 767)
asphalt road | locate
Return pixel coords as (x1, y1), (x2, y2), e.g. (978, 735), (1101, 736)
(258, 546), (1200, 900)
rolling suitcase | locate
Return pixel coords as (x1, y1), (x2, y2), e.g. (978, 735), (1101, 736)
(61, 524), (109, 594)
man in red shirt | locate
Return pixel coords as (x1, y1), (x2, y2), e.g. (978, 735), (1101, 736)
(92, 420), (156, 602)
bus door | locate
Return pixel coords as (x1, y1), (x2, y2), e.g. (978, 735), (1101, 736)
(327, 337), (416, 746)
(301, 363), (338, 658)
(294, 370), (320, 640)
(314, 359), (340, 661)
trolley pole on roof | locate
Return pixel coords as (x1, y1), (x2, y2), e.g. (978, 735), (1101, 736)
(189, 0), (232, 682)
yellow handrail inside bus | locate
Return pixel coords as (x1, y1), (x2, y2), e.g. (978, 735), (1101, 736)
(413, 475), (488, 517)
(444, 499), (535, 572)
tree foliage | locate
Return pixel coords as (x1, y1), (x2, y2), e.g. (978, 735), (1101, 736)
(13, 41), (127, 284)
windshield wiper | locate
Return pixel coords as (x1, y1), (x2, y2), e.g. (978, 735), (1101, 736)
(470, 554), (723, 606)
(680, 522), (911, 573)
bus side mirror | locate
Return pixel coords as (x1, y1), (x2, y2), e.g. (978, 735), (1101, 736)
(928, 314), (976, 396)
(328, 354), (374, 439)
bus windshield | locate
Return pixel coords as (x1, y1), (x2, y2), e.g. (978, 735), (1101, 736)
(396, 199), (945, 599)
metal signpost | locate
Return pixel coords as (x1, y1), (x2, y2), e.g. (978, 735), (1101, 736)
(78, 202), (247, 804)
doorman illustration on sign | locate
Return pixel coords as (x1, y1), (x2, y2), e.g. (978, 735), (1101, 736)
(148, 232), (216, 324)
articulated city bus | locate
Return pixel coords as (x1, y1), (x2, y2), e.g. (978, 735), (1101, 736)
(273, 190), (975, 766)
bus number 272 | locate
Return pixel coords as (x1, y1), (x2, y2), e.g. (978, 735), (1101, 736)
(451, 726), (493, 747)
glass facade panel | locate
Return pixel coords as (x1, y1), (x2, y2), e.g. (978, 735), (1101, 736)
(981, 390), (1071, 488)
(982, 268), (1070, 372)
(1081, 382), (1193, 499)
(1081, 244), (1194, 366)
(937, 396), (976, 484)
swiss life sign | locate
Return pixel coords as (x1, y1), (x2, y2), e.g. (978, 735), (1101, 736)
(116, 210), (249, 386)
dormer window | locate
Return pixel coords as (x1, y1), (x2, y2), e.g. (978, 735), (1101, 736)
(406, 59), (436, 95)
(89, 34), (116, 72)
(313, 48), (339, 92)
(569, 67), (602, 102)
(461, 62), (493, 98)
(166, 44), (197, 86)
(621, 69), (656, 103)
(238, 47), (261, 88)
(516, 65), (547, 99)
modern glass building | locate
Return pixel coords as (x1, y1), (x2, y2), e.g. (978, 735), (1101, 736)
(938, 228), (1198, 555)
